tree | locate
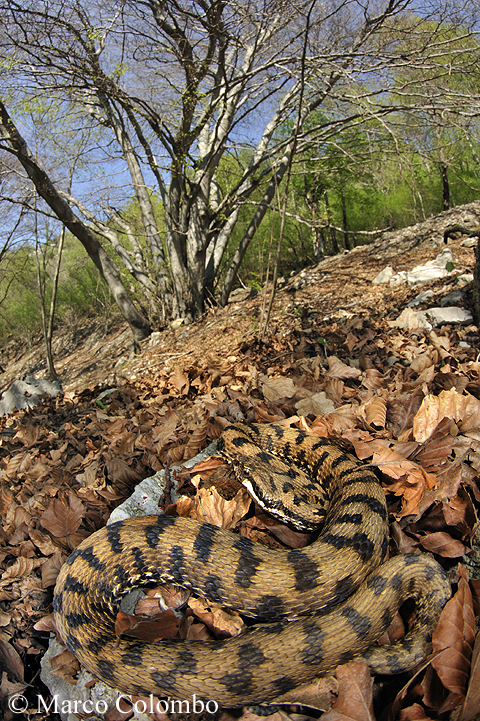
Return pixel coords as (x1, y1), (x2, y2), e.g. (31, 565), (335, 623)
(0, 0), (479, 339)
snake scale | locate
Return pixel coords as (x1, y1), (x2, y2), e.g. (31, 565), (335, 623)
(53, 422), (451, 707)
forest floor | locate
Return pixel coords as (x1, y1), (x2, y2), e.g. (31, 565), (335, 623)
(1, 202), (480, 721)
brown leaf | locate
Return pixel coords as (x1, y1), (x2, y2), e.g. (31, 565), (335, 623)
(321, 662), (375, 721)
(362, 368), (383, 391)
(0, 557), (44, 587)
(193, 484), (251, 530)
(170, 366), (190, 395)
(115, 608), (180, 641)
(50, 648), (80, 684)
(40, 492), (86, 539)
(419, 532), (466, 558)
(183, 616), (212, 641)
(458, 629), (480, 721)
(29, 528), (61, 556)
(431, 572), (475, 702)
(326, 356), (362, 380)
(260, 375), (297, 401)
(364, 396), (387, 429)
(41, 552), (66, 588)
(272, 673), (337, 711)
(188, 597), (244, 638)
(296, 392), (335, 417)
(33, 613), (57, 634)
(398, 703), (432, 720)
(105, 457), (143, 485)
(387, 389), (424, 439)
(413, 389), (467, 443)
(0, 635), (24, 681)
(146, 585), (190, 611)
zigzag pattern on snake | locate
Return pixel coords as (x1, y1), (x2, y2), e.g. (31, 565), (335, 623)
(53, 422), (451, 707)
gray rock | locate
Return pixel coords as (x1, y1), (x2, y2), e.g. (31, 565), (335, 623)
(407, 290), (435, 307)
(460, 237), (478, 248)
(372, 266), (394, 284)
(148, 331), (162, 347)
(424, 306), (473, 326)
(456, 273), (474, 288)
(440, 290), (465, 307)
(0, 376), (62, 416)
(389, 270), (407, 287)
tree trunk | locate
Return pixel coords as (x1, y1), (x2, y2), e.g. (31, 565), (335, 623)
(314, 226), (325, 262)
(0, 102), (151, 342)
(324, 191), (339, 254)
(441, 163), (450, 211)
(340, 181), (351, 250)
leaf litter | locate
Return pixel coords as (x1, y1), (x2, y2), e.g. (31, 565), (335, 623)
(0, 233), (479, 720)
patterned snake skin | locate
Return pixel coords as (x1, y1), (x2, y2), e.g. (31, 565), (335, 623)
(53, 423), (451, 707)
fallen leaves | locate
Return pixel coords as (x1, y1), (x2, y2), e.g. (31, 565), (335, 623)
(0, 244), (479, 721)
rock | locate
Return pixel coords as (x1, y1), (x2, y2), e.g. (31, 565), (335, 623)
(433, 248), (454, 266)
(170, 318), (185, 330)
(390, 305), (473, 331)
(440, 290), (465, 307)
(456, 273), (474, 288)
(424, 306), (473, 327)
(460, 237), (478, 248)
(372, 266), (394, 284)
(407, 290), (435, 307)
(0, 376), (62, 416)
(148, 330), (162, 347)
(389, 271), (407, 287)
(383, 248), (456, 289)
(40, 639), (139, 721)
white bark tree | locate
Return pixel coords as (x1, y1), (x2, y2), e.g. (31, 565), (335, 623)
(0, 0), (479, 337)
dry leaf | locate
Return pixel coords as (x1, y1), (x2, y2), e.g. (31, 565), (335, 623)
(419, 532), (466, 558)
(194, 485), (251, 530)
(188, 597), (244, 638)
(50, 649), (80, 684)
(115, 608), (180, 641)
(321, 662), (375, 721)
(413, 389), (468, 443)
(296, 392), (336, 417)
(326, 356), (362, 380)
(431, 571), (475, 704)
(40, 492), (86, 539)
(0, 636), (24, 681)
(260, 375), (297, 401)
(0, 557), (44, 586)
(458, 630), (480, 721)
(170, 366), (189, 395)
(364, 396), (387, 429)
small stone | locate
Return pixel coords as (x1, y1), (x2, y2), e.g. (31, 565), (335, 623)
(389, 271), (407, 287)
(171, 318), (185, 330)
(372, 266), (394, 284)
(460, 237), (478, 248)
(440, 290), (465, 307)
(148, 331), (162, 347)
(456, 274), (474, 288)
(407, 290), (435, 307)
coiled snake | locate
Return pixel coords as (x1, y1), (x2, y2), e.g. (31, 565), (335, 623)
(53, 422), (451, 707)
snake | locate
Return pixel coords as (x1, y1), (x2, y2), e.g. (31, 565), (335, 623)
(53, 422), (451, 708)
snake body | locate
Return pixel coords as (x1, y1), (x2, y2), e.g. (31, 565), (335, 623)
(53, 423), (451, 707)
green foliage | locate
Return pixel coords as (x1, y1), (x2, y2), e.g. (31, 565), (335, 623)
(0, 235), (114, 342)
